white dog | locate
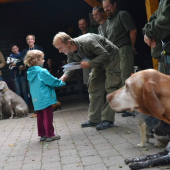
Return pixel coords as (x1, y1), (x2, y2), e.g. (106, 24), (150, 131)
(0, 81), (29, 118)
(6, 57), (21, 70)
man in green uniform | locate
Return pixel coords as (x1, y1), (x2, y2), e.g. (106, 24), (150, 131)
(92, 6), (107, 37)
(103, 0), (137, 117)
(143, 0), (170, 74)
(53, 32), (122, 130)
(78, 18), (98, 36)
(78, 18), (98, 85)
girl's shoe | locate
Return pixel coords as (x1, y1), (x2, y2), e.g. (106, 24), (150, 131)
(40, 136), (47, 141)
(30, 113), (37, 118)
(46, 135), (61, 142)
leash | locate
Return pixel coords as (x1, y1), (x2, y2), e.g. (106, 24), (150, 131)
(0, 88), (9, 94)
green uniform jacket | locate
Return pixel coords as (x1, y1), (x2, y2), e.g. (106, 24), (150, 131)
(98, 21), (107, 37)
(63, 33), (118, 78)
(106, 9), (136, 48)
(79, 27), (98, 36)
(143, 0), (170, 58)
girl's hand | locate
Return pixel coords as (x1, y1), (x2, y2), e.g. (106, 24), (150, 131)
(19, 66), (26, 71)
(59, 75), (68, 82)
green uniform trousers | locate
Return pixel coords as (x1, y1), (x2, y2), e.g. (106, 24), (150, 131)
(88, 52), (122, 123)
(119, 45), (134, 85)
(159, 61), (170, 75)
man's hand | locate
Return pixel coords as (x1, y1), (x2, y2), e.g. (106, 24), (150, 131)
(10, 63), (16, 66)
(144, 34), (156, 48)
(132, 46), (138, 54)
(81, 61), (90, 69)
(19, 66), (26, 71)
(150, 39), (156, 48)
(59, 75), (68, 82)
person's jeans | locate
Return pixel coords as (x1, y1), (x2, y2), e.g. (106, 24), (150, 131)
(14, 76), (29, 106)
(0, 75), (4, 81)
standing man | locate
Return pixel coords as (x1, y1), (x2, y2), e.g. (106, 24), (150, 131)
(143, 0), (170, 74)
(53, 32), (122, 130)
(22, 35), (44, 59)
(22, 35), (44, 118)
(103, 0), (137, 117)
(92, 6), (107, 37)
(78, 18), (98, 85)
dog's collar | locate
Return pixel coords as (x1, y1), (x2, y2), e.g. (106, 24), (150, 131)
(0, 88), (9, 94)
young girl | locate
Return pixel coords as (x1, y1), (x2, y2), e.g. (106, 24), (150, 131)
(9, 44), (29, 106)
(24, 50), (65, 142)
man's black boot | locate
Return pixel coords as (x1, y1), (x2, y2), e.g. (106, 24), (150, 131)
(96, 121), (114, 130)
(81, 121), (98, 128)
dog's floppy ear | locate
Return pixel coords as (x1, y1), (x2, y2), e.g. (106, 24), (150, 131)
(0, 81), (6, 91)
(143, 81), (165, 119)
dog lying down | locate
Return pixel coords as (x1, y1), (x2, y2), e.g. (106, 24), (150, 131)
(107, 69), (170, 169)
(125, 142), (170, 169)
(0, 81), (28, 118)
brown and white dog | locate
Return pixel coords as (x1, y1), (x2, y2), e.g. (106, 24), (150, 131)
(0, 81), (29, 118)
(132, 111), (160, 147)
(107, 69), (170, 124)
(107, 69), (170, 169)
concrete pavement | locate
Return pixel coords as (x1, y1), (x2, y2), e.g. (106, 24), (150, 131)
(0, 100), (169, 170)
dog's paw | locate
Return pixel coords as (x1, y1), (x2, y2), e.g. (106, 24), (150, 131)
(124, 159), (130, 164)
(129, 162), (138, 170)
(154, 142), (166, 147)
(137, 143), (144, 147)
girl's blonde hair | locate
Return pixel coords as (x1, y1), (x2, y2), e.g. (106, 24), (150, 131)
(24, 50), (44, 67)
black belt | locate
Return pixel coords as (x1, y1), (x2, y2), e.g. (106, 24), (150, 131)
(162, 35), (170, 44)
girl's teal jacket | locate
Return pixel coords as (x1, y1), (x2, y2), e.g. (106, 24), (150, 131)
(27, 66), (65, 111)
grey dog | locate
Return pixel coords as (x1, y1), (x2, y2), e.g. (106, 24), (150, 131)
(0, 81), (29, 118)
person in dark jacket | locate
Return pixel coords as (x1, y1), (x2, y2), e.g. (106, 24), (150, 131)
(21, 35), (44, 118)
(9, 44), (29, 106)
(22, 35), (44, 59)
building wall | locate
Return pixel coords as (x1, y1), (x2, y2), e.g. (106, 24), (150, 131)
(0, 0), (152, 79)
